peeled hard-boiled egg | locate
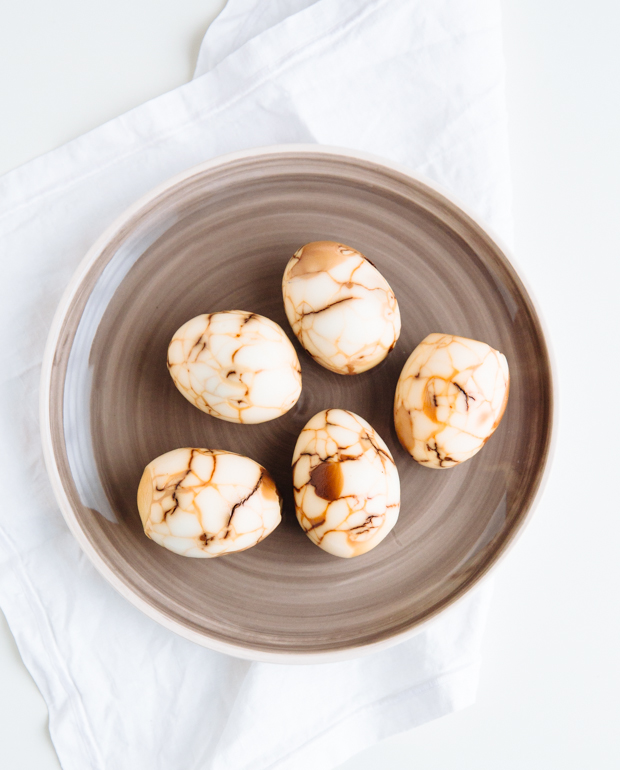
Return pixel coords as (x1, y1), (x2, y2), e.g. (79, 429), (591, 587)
(292, 409), (400, 558)
(167, 310), (302, 424)
(394, 333), (510, 469)
(137, 448), (282, 557)
(282, 241), (401, 375)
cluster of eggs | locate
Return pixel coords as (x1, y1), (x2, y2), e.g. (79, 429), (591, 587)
(138, 241), (509, 559)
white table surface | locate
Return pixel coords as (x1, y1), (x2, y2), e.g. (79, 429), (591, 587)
(1, 1), (618, 768)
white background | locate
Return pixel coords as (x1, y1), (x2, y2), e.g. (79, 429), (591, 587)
(1, 1), (618, 768)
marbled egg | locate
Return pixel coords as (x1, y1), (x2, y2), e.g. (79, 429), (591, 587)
(292, 409), (400, 558)
(282, 241), (401, 374)
(137, 448), (282, 557)
(394, 333), (510, 469)
(167, 310), (302, 424)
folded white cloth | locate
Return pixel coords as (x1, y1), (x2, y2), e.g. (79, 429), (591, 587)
(0, 1), (511, 768)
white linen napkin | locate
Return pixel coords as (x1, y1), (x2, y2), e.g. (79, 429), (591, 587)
(0, 1), (511, 768)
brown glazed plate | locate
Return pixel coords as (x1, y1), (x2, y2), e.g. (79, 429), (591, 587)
(41, 146), (554, 662)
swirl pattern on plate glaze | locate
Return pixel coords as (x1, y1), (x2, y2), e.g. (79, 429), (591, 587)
(292, 409), (400, 558)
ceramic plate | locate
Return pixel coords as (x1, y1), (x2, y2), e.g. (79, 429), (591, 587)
(41, 146), (553, 662)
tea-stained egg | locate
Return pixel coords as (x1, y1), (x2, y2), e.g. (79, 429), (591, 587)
(167, 310), (302, 424)
(282, 241), (400, 375)
(394, 333), (510, 469)
(137, 448), (282, 557)
(292, 409), (400, 558)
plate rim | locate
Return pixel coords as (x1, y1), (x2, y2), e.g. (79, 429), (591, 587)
(39, 144), (557, 663)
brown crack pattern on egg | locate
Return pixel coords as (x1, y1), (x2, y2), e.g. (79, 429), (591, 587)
(282, 241), (401, 375)
(167, 311), (302, 424)
(137, 448), (282, 557)
(394, 333), (510, 469)
(292, 409), (400, 558)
